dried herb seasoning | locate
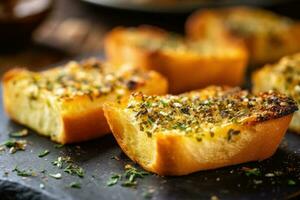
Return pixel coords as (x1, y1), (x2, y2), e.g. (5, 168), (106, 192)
(126, 88), (297, 141)
(9, 129), (29, 137)
(38, 150), (50, 158)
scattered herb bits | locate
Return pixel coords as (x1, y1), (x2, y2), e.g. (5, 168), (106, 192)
(123, 164), (149, 187)
(12, 166), (35, 177)
(242, 167), (261, 176)
(64, 164), (85, 178)
(107, 174), (121, 186)
(107, 164), (149, 188)
(54, 144), (64, 148)
(38, 150), (50, 158)
(288, 179), (296, 186)
(9, 129), (29, 137)
(69, 182), (81, 189)
(0, 139), (27, 154)
(52, 156), (85, 178)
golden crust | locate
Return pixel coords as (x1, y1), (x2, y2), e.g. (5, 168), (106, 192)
(2, 59), (168, 144)
(152, 116), (291, 175)
(186, 6), (300, 66)
(104, 26), (248, 94)
(104, 87), (296, 175)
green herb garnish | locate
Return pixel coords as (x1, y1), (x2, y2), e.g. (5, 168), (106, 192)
(52, 156), (84, 178)
(242, 167), (261, 176)
(38, 150), (50, 158)
(107, 164), (149, 188)
(69, 182), (81, 189)
(64, 164), (85, 178)
(52, 156), (70, 168)
(9, 129), (28, 137)
(107, 174), (122, 186)
(54, 144), (64, 148)
(12, 166), (35, 177)
(288, 179), (296, 186)
(1, 139), (27, 154)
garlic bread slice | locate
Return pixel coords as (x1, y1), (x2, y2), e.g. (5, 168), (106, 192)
(104, 26), (248, 94)
(104, 86), (297, 175)
(2, 59), (168, 144)
(186, 7), (300, 66)
(253, 53), (300, 133)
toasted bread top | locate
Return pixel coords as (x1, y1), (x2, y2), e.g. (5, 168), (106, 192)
(117, 86), (297, 140)
(109, 26), (245, 57)
(3, 58), (163, 103)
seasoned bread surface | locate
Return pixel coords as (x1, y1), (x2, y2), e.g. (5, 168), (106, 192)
(104, 86), (297, 175)
(252, 53), (300, 133)
(104, 26), (248, 94)
(2, 59), (168, 144)
(186, 7), (300, 65)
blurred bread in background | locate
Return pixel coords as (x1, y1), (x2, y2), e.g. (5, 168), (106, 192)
(186, 7), (300, 66)
(105, 26), (248, 94)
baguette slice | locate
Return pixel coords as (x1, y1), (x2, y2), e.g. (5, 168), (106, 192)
(252, 53), (300, 133)
(2, 58), (168, 144)
(186, 6), (300, 66)
(104, 86), (297, 175)
(104, 26), (248, 94)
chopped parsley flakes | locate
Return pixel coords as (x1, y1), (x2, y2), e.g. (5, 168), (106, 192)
(38, 150), (50, 158)
(69, 182), (81, 189)
(12, 166), (35, 177)
(9, 129), (29, 137)
(107, 164), (149, 188)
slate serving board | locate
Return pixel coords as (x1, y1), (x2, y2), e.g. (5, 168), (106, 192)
(1, 61), (300, 200)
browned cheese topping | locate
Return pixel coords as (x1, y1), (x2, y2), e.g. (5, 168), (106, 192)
(16, 59), (149, 101)
(126, 87), (297, 138)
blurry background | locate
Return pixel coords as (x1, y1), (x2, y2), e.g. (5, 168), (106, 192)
(0, 0), (299, 74)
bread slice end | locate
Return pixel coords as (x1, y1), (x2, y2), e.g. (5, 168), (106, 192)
(104, 100), (292, 176)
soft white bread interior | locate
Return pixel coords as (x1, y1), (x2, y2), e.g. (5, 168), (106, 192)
(252, 53), (300, 133)
(2, 58), (168, 144)
(104, 26), (248, 94)
(186, 6), (300, 66)
(104, 86), (297, 175)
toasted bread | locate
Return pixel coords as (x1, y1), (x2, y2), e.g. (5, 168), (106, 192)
(2, 58), (168, 144)
(186, 7), (300, 66)
(103, 86), (297, 175)
(252, 53), (300, 133)
(104, 26), (248, 94)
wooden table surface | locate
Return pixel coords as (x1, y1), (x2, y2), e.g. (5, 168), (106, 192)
(0, 0), (299, 74)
